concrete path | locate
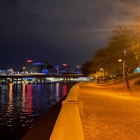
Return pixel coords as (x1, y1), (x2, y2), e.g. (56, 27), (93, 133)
(79, 83), (140, 140)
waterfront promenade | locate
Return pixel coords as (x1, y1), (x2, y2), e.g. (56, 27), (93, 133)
(21, 78), (140, 140)
(79, 81), (140, 140)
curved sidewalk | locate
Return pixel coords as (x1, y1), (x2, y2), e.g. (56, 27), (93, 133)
(79, 82), (140, 140)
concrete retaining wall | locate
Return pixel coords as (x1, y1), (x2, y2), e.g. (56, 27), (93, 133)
(50, 84), (84, 140)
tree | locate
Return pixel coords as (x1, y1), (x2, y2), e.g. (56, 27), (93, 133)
(91, 47), (120, 76)
(108, 25), (140, 89)
(91, 23), (139, 89)
(128, 17), (140, 65)
(81, 61), (94, 76)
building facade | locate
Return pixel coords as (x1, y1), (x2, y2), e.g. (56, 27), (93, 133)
(22, 59), (70, 74)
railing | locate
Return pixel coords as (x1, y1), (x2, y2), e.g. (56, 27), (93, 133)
(49, 84), (84, 140)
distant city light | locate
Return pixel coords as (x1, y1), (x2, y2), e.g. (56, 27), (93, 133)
(54, 65), (61, 68)
(62, 64), (67, 66)
(27, 60), (32, 63)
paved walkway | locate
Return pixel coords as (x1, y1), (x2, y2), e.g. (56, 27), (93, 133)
(79, 82), (140, 140)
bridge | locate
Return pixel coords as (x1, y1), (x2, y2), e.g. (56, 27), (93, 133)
(0, 73), (87, 84)
(0, 73), (83, 78)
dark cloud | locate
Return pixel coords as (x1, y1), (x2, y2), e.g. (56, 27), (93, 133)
(120, 0), (137, 4)
(0, 0), (19, 6)
(0, 0), (140, 70)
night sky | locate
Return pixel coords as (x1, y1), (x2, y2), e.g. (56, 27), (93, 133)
(0, 0), (140, 71)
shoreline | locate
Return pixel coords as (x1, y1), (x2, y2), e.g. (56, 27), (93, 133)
(21, 95), (67, 140)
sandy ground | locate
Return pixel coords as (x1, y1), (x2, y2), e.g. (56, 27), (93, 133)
(79, 80), (140, 140)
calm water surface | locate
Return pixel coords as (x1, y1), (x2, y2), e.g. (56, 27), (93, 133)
(0, 83), (75, 140)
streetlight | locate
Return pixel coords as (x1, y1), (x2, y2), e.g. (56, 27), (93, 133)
(118, 59), (125, 83)
(56, 68), (59, 74)
(100, 68), (104, 81)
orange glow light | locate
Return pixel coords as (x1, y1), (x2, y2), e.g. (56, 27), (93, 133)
(27, 60), (32, 63)
(63, 64), (67, 66)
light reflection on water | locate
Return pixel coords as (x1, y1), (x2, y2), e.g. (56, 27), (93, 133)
(0, 83), (74, 140)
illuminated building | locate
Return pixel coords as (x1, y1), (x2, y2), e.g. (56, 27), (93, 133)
(0, 69), (14, 75)
(74, 66), (81, 74)
(22, 60), (70, 74)
(53, 64), (70, 74)
(22, 59), (49, 73)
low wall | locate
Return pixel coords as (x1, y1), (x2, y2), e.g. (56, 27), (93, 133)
(21, 96), (67, 140)
(49, 84), (84, 140)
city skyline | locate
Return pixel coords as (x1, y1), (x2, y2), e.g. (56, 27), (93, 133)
(0, 59), (72, 72)
(1, 0), (140, 70)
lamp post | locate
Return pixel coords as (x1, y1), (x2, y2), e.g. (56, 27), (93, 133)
(118, 59), (125, 83)
(56, 68), (59, 74)
(100, 68), (104, 81)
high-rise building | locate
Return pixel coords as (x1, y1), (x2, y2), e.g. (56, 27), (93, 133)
(22, 60), (70, 74)
(53, 64), (70, 74)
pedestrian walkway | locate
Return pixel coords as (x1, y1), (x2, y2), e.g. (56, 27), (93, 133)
(79, 82), (140, 140)
(21, 79), (140, 140)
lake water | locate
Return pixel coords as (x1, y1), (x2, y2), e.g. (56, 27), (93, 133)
(0, 83), (75, 140)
